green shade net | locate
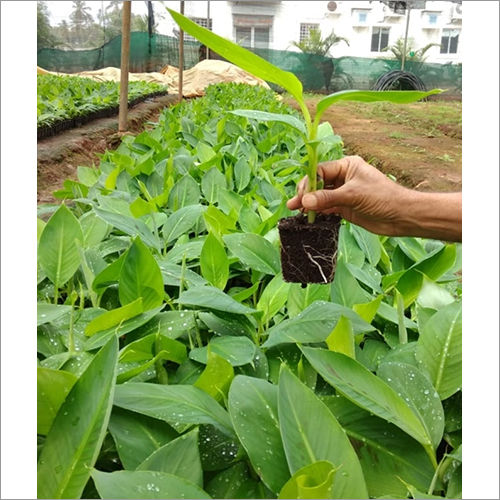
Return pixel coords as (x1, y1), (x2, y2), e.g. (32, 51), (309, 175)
(38, 32), (461, 95)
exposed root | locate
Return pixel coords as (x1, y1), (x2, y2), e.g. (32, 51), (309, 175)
(303, 245), (330, 283)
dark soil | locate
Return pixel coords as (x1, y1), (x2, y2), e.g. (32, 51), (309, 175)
(278, 213), (341, 284)
(37, 94), (179, 204)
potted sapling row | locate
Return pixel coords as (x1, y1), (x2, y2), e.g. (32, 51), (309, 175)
(167, 8), (441, 284)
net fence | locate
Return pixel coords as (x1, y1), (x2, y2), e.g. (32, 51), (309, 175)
(38, 32), (461, 95)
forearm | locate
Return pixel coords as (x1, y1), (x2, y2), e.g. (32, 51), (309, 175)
(395, 190), (462, 242)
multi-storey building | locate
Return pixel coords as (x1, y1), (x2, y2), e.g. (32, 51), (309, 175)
(160, 1), (462, 64)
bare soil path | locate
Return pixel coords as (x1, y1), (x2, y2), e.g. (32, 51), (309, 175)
(293, 97), (462, 193)
(37, 93), (461, 204)
(37, 94), (179, 204)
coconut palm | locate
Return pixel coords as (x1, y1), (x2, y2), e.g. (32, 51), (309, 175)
(69, 0), (93, 47)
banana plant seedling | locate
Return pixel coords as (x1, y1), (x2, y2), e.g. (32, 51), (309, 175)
(167, 7), (442, 224)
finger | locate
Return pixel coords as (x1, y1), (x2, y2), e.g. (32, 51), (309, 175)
(317, 156), (357, 185)
(302, 185), (351, 211)
(286, 195), (302, 210)
(297, 176), (308, 197)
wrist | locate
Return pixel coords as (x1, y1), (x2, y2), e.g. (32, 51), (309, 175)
(395, 190), (462, 242)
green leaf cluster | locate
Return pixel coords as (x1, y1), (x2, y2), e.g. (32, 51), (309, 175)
(38, 81), (461, 499)
(167, 8), (441, 222)
(37, 74), (167, 128)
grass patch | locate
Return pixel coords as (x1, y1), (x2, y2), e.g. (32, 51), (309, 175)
(318, 99), (462, 139)
(389, 131), (406, 139)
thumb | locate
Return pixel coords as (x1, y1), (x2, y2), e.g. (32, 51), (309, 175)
(302, 186), (351, 211)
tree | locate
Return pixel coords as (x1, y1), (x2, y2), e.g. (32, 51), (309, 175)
(291, 28), (350, 91)
(52, 20), (76, 49)
(98, 1), (158, 44)
(69, 0), (94, 47)
(291, 28), (349, 57)
(382, 37), (439, 63)
(37, 1), (60, 50)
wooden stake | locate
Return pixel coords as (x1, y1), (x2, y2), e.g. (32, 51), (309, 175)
(178, 1), (185, 102)
(401, 6), (411, 72)
(118, 1), (132, 132)
(206, 0), (210, 59)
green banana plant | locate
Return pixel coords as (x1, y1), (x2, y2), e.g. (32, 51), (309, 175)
(167, 8), (442, 222)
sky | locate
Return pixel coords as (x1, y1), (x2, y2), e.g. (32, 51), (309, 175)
(45, 1), (150, 26)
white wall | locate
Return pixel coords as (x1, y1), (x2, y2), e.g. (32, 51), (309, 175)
(158, 0), (462, 64)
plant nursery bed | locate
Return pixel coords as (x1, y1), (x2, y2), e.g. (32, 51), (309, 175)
(37, 94), (179, 204)
(37, 91), (169, 140)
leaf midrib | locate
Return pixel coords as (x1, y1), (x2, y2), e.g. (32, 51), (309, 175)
(55, 223), (65, 288)
(344, 427), (429, 475)
(335, 383), (430, 447)
(283, 388), (317, 466)
(229, 236), (277, 274)
(307, 354), (431, 447)
(117, 388), (233, 436)
(434, 308), (461, 392)
(54, 373), (114, 497)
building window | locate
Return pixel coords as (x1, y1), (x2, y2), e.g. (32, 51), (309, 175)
(184, 17), (212, 41)
(254, 27), (270, 49)
(299, 23), (319, 42)
(427, 13), (438, 25)
(235, 27), (252, 47)
(234, 15), (272, 49)
(235, 26), (270, 49)
(352, 9), (369, 26)
(371, 27), (390, 52)
(440, 28), (459, 54)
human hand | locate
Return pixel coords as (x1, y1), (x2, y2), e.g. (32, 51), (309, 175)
(287, 155), (407, 236)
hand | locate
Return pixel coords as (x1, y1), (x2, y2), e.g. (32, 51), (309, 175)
(286, 155), (462, 242)
(287, 156), (407, 236)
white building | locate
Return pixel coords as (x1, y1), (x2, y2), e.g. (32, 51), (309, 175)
(159, 1), (462, 65)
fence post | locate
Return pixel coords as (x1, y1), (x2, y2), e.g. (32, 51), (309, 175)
(118, 0), (132, 132)
(401, 6), (411, 72)
(206, 1), (210, 59)
(178, 1), (185, 102)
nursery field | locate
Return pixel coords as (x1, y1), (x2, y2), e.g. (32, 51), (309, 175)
(37, 9), (462, 500)
(37, 82), (462, 499)
(37, 95), (461, 203)
(37, 93), (178, 203)
(37, 74), (168, 139)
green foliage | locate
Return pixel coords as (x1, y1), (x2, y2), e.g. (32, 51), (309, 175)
(38, 0), (159, 50)
(37, 1), (61, 49)
(167, 8), (441, 222)
(383, 37), (441, 64)
(37, 83), (462, 499)
(37, 74), (167, 128)
(291, 28), (349, 57)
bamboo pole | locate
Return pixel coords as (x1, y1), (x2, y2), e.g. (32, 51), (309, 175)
(401, 5), (411, 71)
(178, 1), (185, 102)
(206, 0), (210, 59)
(118, 0), (132, 132)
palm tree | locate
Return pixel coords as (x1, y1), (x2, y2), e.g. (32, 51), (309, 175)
(291, 28), (349, 57)
(291, 28), (349, 91)
(69, 0), (93, 47)
(382, 37), (439, 64)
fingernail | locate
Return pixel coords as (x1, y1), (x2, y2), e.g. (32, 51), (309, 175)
(302, 193), (317, 209)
